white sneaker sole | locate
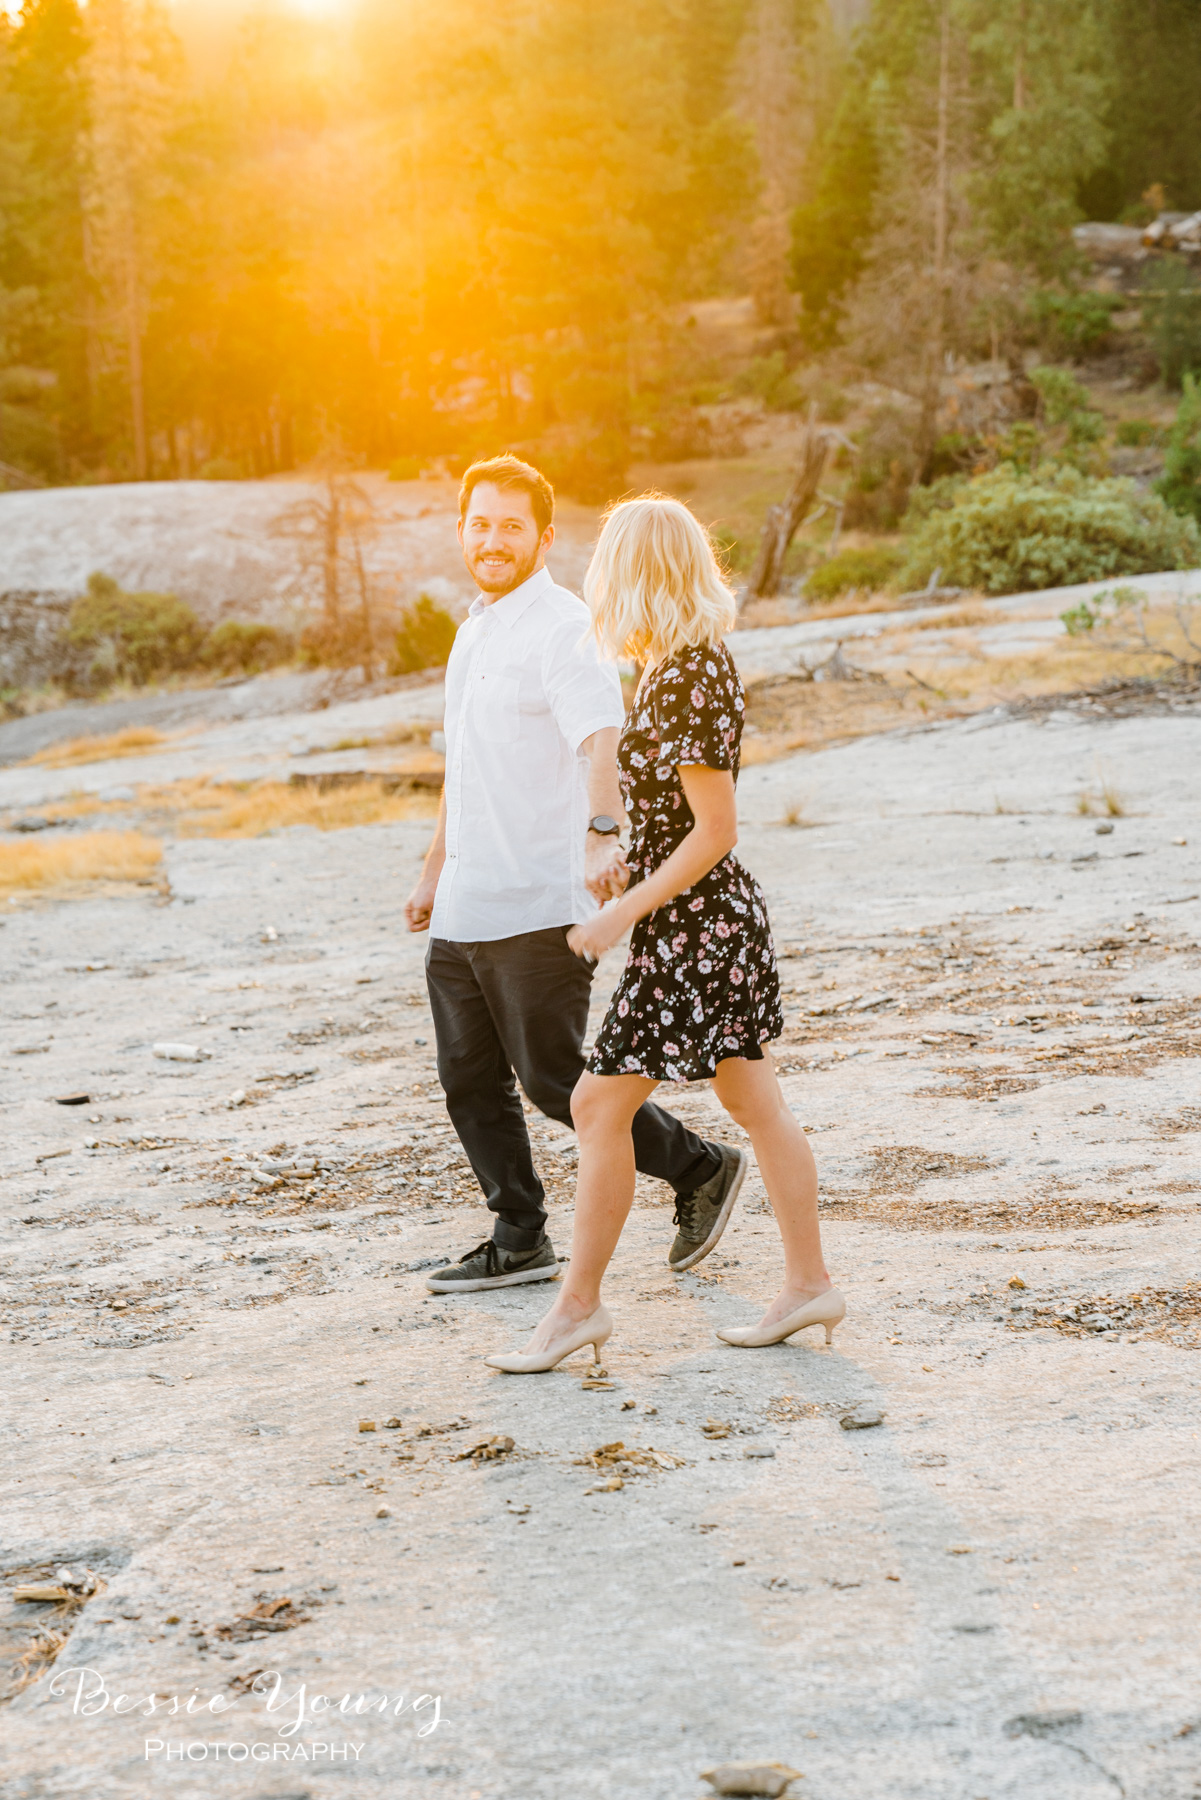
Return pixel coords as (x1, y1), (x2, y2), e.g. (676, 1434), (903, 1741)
(668, 1149), (749, 1273)
(425, 1263), (561, 1294)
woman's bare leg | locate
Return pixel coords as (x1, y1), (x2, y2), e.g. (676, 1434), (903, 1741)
(710, 1053), (833, 1330)
(509, 1070), (656, 1357)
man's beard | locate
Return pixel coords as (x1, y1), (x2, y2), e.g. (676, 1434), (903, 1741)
(466, 543), (540, 596)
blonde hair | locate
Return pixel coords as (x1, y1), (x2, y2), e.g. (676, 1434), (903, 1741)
(583, 493), (736, 664)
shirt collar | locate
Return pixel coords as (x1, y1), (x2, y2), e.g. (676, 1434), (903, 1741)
(468, 564), (553, 627)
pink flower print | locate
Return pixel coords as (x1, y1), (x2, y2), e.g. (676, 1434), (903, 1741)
(729, 966), (744, 984)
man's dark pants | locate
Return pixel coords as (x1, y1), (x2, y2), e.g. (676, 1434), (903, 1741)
(425, 927), (722, 1250)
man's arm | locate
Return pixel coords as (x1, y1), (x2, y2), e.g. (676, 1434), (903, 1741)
(581, 726), (628, 904)
(404, 790), (447, 932)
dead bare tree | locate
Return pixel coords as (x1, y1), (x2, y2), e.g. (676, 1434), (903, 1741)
(745, 407), (837, 599)
(273, 466), (380, 678)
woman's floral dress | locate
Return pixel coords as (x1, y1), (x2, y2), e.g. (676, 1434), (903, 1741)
(588, 641), (783, 1083)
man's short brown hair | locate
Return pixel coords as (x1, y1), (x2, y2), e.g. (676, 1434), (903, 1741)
(458, 454), (554, 537)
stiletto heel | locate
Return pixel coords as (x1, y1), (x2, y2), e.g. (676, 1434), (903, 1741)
(485, 1305), (614, 1374)
(716, 1287), (846, 1349)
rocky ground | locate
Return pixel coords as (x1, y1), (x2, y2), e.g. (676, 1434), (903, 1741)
(1, 672), (1199, 1799)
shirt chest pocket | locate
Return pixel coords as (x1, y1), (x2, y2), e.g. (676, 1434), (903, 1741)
(472, 669), (521, 743)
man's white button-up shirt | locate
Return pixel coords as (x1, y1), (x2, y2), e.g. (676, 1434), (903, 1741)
(429, 565), (625, 943)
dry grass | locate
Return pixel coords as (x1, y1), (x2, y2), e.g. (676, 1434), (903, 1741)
(908, 640), (1178, 705)
(14, 775), (439, 839)
(26, 726), (169, 769)
(743, 674), (962, 760)
(312, 723), (434, 753)
(172, 778), (437, 838)
(908, 604), (993, 631)
(0, 830), (162, 896)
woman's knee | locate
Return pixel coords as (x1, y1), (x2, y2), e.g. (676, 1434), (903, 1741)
(713, 1061), (787, 1133)
(570, 1072), (642, 1137)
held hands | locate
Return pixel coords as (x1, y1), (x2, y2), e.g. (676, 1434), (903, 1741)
(567, 904), (627, 965)
(584, 835), (629, 904)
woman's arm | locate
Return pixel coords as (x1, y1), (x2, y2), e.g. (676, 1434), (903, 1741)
(567, 762), (737, 960)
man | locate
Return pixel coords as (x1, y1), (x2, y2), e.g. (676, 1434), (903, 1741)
(404, 454), (745, 1293)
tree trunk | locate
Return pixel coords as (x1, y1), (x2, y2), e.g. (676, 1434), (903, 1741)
(917, 1), (952, 481)
(746, 409), (830, 598)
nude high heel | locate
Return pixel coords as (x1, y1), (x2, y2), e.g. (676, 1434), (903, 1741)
(485, 1305), (613, 1374)
(716, 1287), (845, 1349)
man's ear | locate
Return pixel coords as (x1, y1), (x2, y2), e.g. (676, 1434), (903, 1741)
(456, 516), (465, 547)
(540, 522), (555, 556)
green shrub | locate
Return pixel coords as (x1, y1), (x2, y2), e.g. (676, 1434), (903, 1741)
(203, 619), (293, 674)
(388, 456), (422, 482)
(1140, 258), (1201, 388)
(66, 573), (206, 685)
(1155, 374), (1201, 526)
(1115, 418), (1159, 447)
(1060, 584), (1146, 636)
(388, 595), (458, 674)
(804, 544), (903, 601)
(1031, 290), (1122, 359)
(898, 465), (1201, 595)
(1030, 366), (1107, 472)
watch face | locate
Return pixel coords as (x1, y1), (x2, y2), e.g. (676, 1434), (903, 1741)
(590, 815), (619, 835)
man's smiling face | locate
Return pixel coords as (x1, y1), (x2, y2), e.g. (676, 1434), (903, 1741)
(458, 481), (553, 598)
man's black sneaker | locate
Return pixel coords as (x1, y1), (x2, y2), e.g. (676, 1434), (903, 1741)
(668, 1144), (748, 1272)
(425, 1237), (560, 1294)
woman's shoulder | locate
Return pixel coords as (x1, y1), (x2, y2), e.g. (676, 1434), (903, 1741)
(655, 639), (737, 689)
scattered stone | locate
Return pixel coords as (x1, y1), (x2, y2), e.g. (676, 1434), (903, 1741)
(54, 1092), (90, 1106)
(454, 1435), (515, 1463)
(839, 1405), (883, 1430)
(1095, 822), (1114, 835)
(227, 1090), (248, 1107)
(1008, 1275), (1027, 1290)
(153, 1042), (210, 1062)
(12, 1043), (51, 1055)
(703, 1418), (733, 1439)
(375, 1505), (391, 1519)
(358, 1420), (377, 1432)
(701, 1760), (804, 1796)
(585, 1476), (624, 1494)
(384, 1417), (403, 1429)
(743, 1444), (776, 1459)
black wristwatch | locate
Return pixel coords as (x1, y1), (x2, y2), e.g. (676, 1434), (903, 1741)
(588, 815), (621, 837)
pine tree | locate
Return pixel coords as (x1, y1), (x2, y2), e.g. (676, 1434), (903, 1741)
(83, 0), (183, 477)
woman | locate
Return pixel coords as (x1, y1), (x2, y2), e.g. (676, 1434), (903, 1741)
(485, 496), (844, 1373)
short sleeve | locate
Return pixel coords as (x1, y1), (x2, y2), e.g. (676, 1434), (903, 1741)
(652, 651), (740, 771)
(541, 611), (625, 751)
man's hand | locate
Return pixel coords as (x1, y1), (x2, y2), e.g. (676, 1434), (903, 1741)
(567, 904), (627, 964)
(404, 873), (440, 933)
(585, 833), (629, 904)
